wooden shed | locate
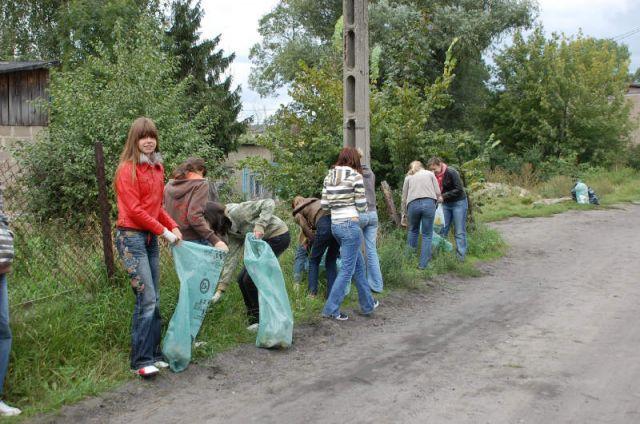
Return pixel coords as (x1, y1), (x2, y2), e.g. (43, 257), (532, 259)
(0, 61), (57, 126)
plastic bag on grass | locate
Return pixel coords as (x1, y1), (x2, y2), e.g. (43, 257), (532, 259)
(244, 234), (293, 349)
(162, 241), (227, 372)
(419, 221), (454, 252)
(572, 182), (589, 204)
(432, 231), (453, 252)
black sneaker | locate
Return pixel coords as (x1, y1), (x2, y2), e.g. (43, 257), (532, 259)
(323, 313), (349, 321)
(373, 299), (380, 310)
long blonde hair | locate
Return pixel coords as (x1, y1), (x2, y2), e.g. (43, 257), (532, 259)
(407, 160), (424, 176)
(116, 117), (159, 185)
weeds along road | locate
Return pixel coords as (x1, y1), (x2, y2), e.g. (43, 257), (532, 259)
(37, 205), (640, 424)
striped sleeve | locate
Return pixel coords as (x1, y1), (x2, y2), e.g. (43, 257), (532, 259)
(320, 175), (330, 211)
(352, 172), (368, 213)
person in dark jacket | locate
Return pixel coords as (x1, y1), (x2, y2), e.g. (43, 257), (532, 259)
(428, 157), (468, 261)
(292, 196), (338, 297)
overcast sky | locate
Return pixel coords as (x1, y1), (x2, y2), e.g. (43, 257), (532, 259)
(200, 0), (640, 122)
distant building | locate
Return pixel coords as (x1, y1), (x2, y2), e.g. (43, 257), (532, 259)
(0, 60), (58, 165)
(626, 82), (640, 145)
(223, 124), (273, 199)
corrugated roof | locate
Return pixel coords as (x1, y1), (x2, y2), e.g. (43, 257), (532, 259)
(0, 60), (59, 75)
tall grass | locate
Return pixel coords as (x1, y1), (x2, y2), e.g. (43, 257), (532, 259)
(5, 218), (504, 416)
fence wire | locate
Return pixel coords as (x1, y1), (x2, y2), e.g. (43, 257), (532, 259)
(0, 159), (148, 306)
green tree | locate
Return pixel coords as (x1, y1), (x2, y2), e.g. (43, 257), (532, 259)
(250, 0), (535, 131)
(14, 15), (221, 223)
(0, 0), (160, 64)
(248, 0), (342, 97)
(0, 0), (64, 60)
(489, 27), (634, 167)
(165, 0), (248, 154)
(242, 39), (459, 198)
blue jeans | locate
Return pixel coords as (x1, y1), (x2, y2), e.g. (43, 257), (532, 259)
(116, 230), (163, 370)
(442, 198), (468, 260)
(293, 244), (309, 284)
(322, 219), (375, 317)
(407, 198), (436, 269)
(359, 211), (383, 293)
(0, 274), (12, 396)
(308, 215), (339, 296)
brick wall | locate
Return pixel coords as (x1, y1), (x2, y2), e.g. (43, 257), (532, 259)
(0, 125), (45, 165)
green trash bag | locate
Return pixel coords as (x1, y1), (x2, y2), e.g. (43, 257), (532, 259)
(243, 234), (293, 349)
(432, 231), (454, 252)
(162, 241), (227, 372)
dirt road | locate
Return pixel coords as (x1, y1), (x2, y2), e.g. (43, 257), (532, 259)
(36, 205), (640, 423)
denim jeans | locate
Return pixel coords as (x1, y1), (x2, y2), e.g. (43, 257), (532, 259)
(293, 244), (309, 284)
(308, 215), (339, 296)
(116, 229), (163, 370)
(0, 274), (12, 396)
(359, 211), (384, 293)
(407, 197), (437, 269)
(238, 232), (291, 325)
(322, 219), (375, 317)
(442, 198), (468, 260)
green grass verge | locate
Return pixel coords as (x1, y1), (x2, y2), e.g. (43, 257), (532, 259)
(5, 220), (504, 417)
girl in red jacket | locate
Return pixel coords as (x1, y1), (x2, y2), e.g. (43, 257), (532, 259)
(114, 117), (182, 377)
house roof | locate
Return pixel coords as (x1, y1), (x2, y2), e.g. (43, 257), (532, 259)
(0, 60), (59, 75)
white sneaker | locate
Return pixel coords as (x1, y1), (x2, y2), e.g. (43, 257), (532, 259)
(246, 323), (259, 332)
(0, 400), (21, 416)
(154, 361), (169, 369)
(133, 365), (159, 377)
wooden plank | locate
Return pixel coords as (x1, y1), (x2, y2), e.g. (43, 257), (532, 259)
(381, 181), (401, 228)
(27, 70), (38, 126)
(0, 75), (8, 125)
(36, 69), (49, 126)
(8, 73), (21, 126)
(21, 72), (32, 126)
(41, 69), (49, 125)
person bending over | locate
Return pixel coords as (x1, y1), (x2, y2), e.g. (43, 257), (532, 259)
(204, 199), (290, 331)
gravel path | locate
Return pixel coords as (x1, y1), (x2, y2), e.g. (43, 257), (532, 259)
(33, 205), (640, 423)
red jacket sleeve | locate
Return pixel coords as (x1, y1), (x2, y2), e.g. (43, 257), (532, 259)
(158, 207), (178, 232)
(116, 164), (166, 235)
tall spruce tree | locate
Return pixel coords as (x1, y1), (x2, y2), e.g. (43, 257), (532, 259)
(166, 0), (247, 154)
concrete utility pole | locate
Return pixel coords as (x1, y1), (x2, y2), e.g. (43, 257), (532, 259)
(343, 0), (370, 166)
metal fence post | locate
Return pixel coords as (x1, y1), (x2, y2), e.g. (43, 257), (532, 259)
(94, 141), (116, 282)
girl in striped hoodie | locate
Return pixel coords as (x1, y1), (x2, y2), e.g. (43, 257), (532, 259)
(320, 147), (378, 321)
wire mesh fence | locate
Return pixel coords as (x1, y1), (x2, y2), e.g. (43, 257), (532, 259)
(0, 158), (109, 306)
(0, 152), (179, 308)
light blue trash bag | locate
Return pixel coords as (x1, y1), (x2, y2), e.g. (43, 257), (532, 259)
(418, 222), (454, 252)
(162, 241), (227, 372)
(243, 234), (293, 349)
